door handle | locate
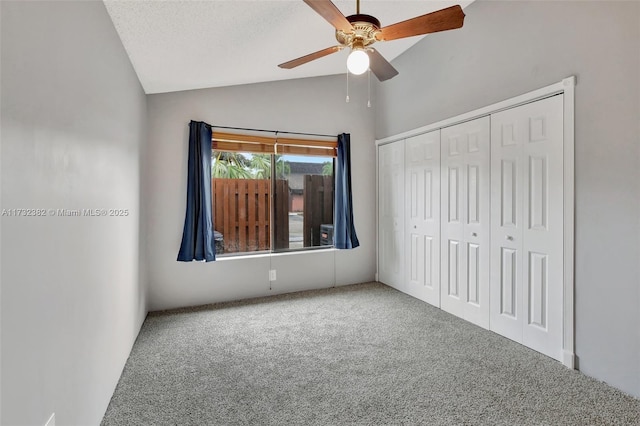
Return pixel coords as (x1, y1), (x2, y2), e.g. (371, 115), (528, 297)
(472, 232), (477, 237)
(506, 235), (514, 241)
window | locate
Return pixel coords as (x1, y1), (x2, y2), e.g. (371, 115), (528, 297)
(210, 132), (336, 256)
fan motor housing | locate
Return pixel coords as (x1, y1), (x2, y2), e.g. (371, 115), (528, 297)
(336, 14), (381, 48)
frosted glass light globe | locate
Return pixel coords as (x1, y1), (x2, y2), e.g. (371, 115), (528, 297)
(347, 50), (369, 75)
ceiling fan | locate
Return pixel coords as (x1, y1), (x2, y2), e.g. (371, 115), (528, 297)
(278, 0), (465, 81)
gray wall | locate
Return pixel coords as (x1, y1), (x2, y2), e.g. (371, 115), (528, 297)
(376, 1), (640, 397)
(0, 1), (148, 424)
(146, 75), (376, 311)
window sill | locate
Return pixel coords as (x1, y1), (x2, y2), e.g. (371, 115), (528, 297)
(216, 246), (336, 262)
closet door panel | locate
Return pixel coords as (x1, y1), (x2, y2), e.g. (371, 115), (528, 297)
(378, 141), (405, 290)
(521, 95), (564, 360)
(441, 117), (490, 327)
(490, 115), (524, 342)
(490, 95), (564, 361)
(441, 131), (466, 318)
(405, 131), (441, 306)
(462, 120), (490, 328)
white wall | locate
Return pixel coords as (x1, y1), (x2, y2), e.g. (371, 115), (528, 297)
(146, 75), (376, 311)
(0, 1), (148, 424)
(376, 0), (640, 397)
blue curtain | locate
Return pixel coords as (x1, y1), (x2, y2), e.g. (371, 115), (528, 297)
(177, 121), (216, 261)
(334, 133), (360, 249)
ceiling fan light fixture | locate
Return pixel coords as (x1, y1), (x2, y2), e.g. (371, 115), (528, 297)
(280, 0), (465, 82)
(347, 47), (369, 75)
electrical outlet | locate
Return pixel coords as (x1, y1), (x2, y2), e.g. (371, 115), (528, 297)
(269, 269), (277, 281)
(45, 413), (55, 426)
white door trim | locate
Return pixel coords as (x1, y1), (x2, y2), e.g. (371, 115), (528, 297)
(562, 78), (576, 369)
(375, 76), (576, 369)
(375, 135), (380, 283)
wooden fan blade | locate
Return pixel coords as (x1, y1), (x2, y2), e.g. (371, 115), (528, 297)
(368, 49), (399, 82)
(278, 46), (342, 69)
(303, 0), (353, 32)
(377, 5), (465, 41)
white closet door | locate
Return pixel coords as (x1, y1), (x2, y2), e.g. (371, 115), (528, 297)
(378, 141), (405, 290)
(490, 95), (564, 361)
(489, 111), (524, 341)
(404, 131), (441, 306)
(440, 117), (490, 328)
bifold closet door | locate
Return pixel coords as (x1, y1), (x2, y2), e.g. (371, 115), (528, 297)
(440, 117), (490, 329)
(490, 95), (564, 361)
(378, 141), (405, 290)
(404, 131), (440, 306)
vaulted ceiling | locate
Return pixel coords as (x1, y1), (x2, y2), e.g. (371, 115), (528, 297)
(104, 1), (473, 94)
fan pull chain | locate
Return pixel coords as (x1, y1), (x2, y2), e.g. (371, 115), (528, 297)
(345, 71), (350, 103)
(367, 69), (371, 108)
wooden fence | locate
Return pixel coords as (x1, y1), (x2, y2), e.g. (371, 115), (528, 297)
(212, 178), (288, 253)
(303, 175), (334, 247)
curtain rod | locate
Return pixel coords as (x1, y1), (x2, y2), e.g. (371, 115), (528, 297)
(197, 122), (337, 139)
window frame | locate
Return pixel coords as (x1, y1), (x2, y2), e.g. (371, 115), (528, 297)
(211, 131), (338, 257)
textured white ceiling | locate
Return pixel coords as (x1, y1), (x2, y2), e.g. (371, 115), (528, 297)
(104, 0), (473, 94)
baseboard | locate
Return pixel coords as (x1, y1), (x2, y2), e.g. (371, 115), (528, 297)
(562, 350), (575, 369)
